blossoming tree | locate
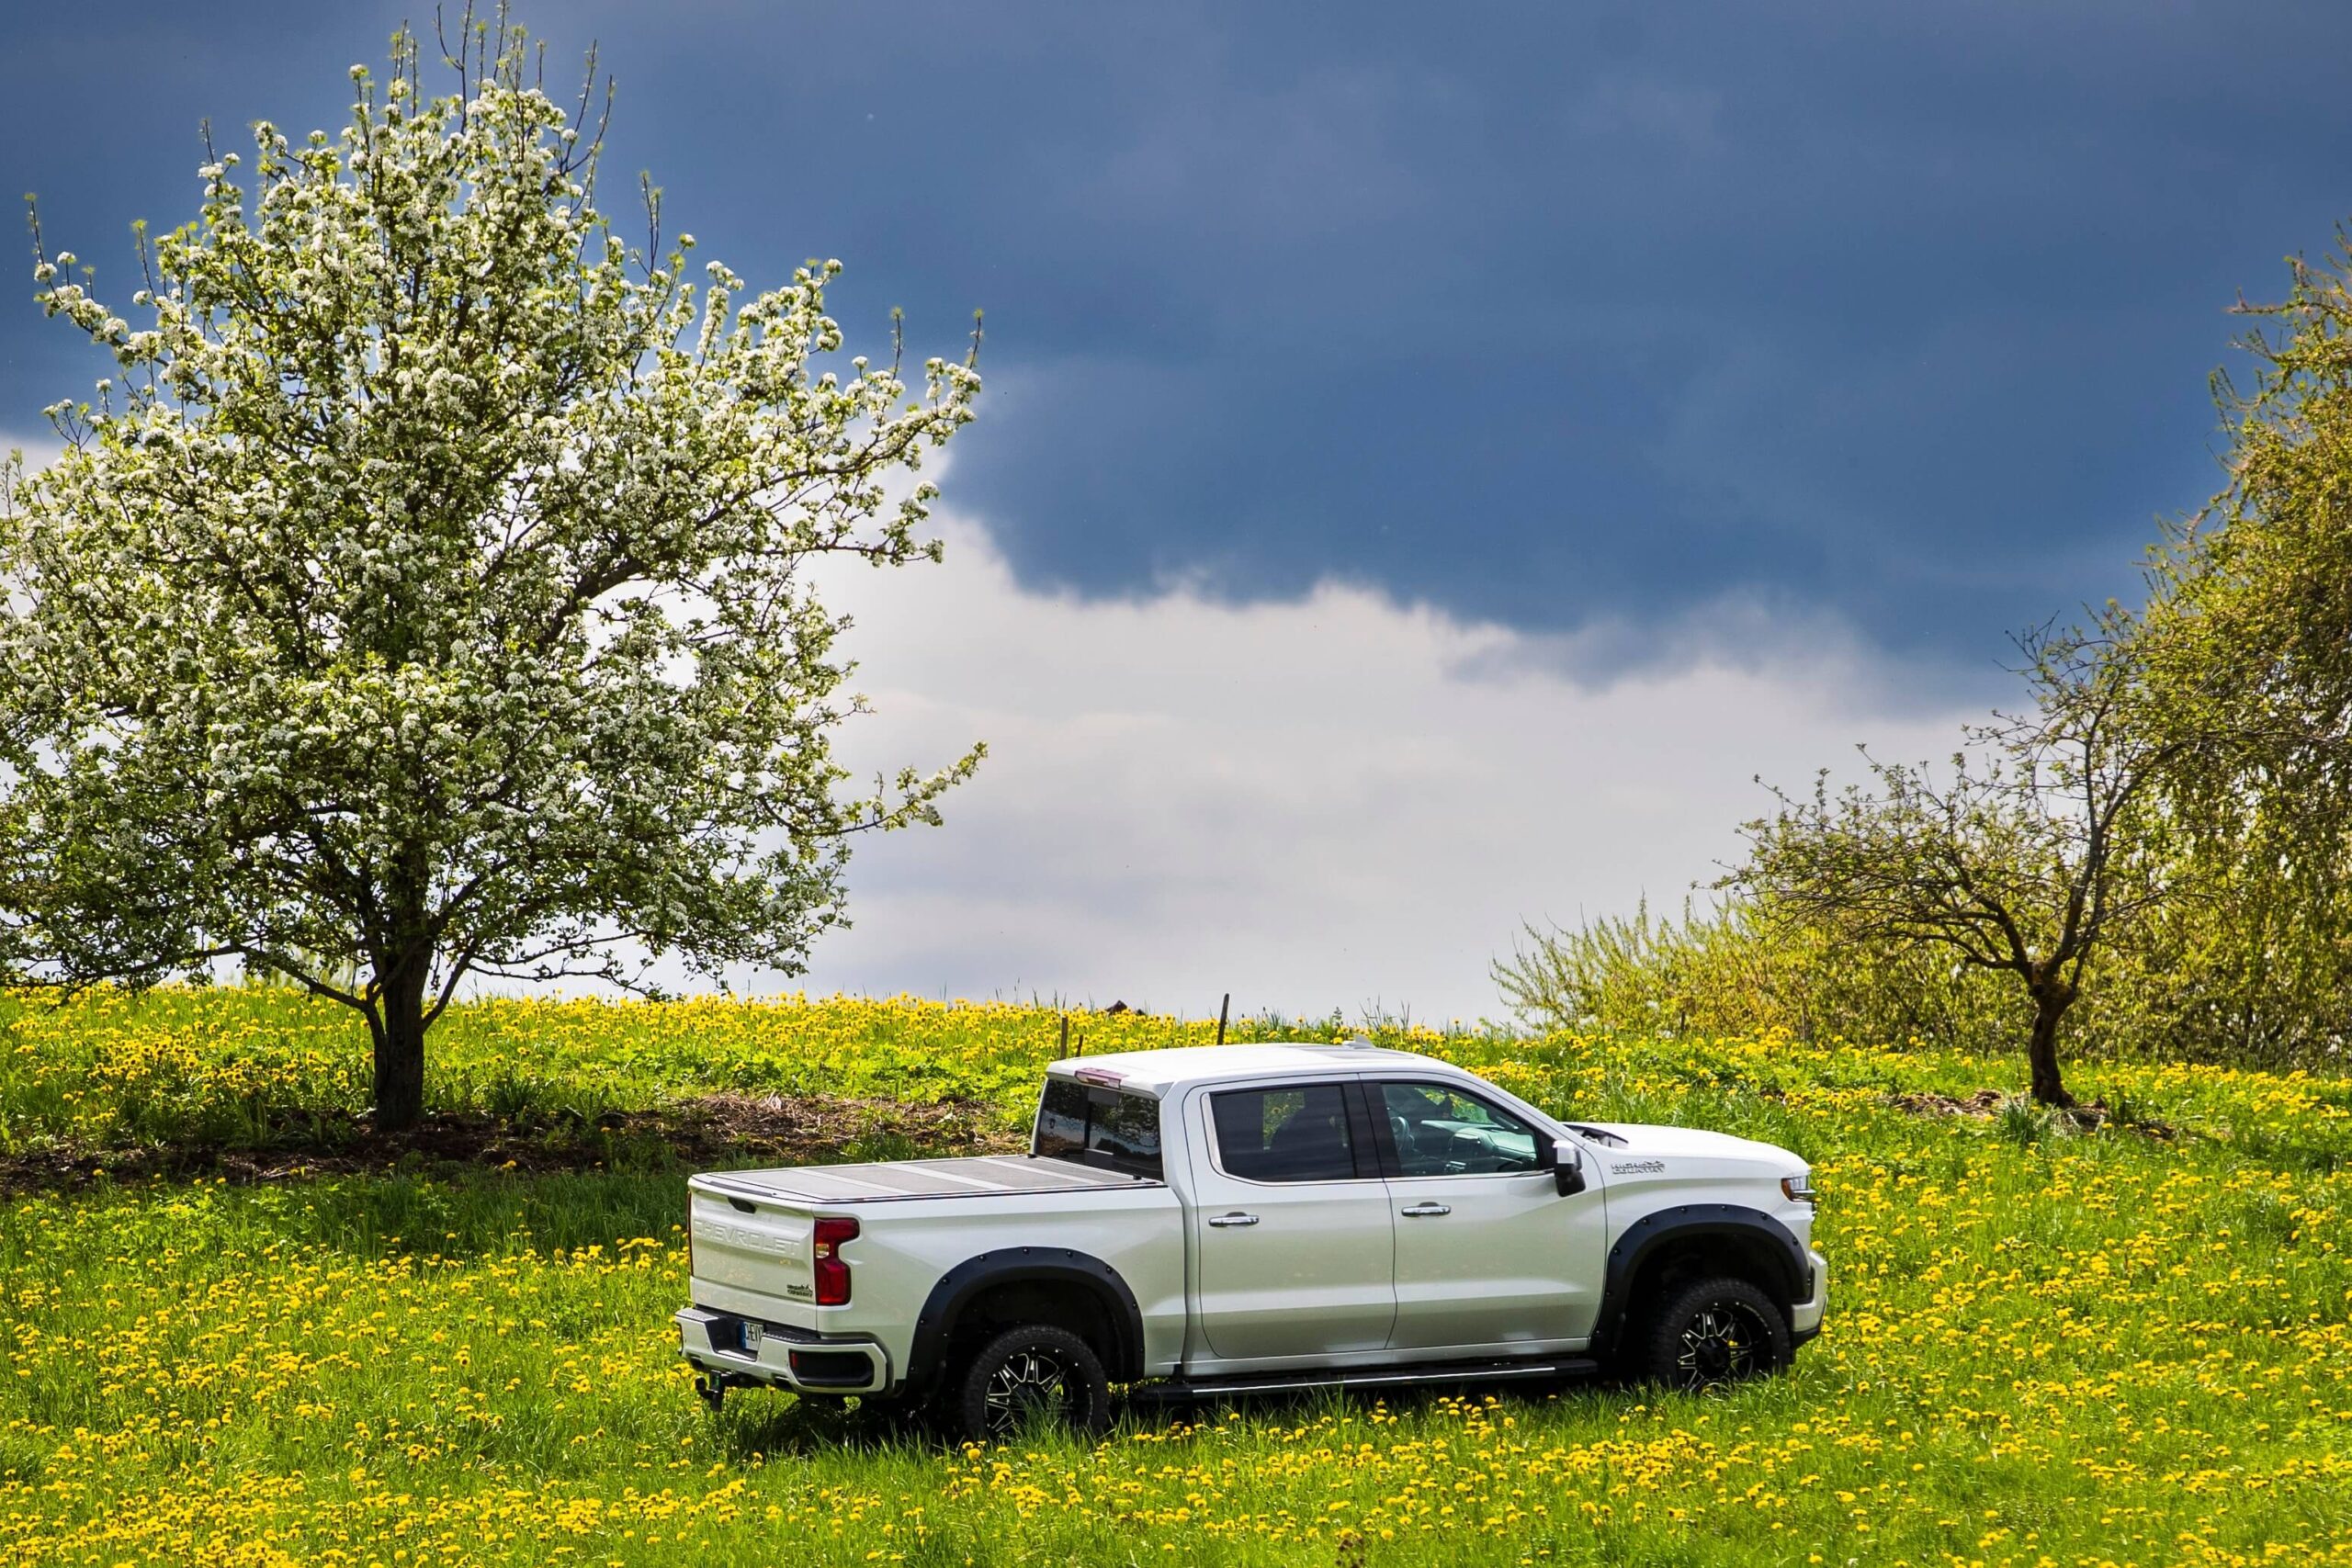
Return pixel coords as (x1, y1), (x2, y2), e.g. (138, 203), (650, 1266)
(0, 21), (982, 1128)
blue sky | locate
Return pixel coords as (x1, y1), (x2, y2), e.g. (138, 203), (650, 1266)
(5, 4), (2350, 1017)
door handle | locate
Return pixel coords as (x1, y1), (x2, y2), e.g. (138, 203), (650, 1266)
(1400, 1202), (1452, 1218)
(1207, 1213), (1260, 1228)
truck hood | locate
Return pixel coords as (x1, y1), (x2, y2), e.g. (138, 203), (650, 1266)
(1565, 1122), (1801, 1170)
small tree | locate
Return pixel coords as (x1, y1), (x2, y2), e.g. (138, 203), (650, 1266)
(0, 19), (982, 1128)
(1726, 621), (2192, 1106)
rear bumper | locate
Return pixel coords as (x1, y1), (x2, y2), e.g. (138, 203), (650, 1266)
(1790, 1249), (1828, 1347)
(676, 1305), (893, 1395)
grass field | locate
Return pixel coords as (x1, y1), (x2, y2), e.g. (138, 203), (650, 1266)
(0, 989), (2347, 1566)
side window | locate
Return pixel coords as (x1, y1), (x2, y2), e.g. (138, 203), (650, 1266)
(1378, 1082), (1541, 1177)
(1210, 1084), (1361, 1182)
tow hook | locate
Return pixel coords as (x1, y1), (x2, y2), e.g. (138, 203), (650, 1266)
(695, 1373), (725, 1414)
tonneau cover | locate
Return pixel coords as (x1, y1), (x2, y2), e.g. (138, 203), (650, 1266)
(692, 1155), (1160, 1206)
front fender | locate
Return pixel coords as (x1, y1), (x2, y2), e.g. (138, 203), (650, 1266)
(1591, 1203), (1811, 1355)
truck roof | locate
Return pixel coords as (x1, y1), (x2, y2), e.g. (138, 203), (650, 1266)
(1042, 1041), (1448, 1096)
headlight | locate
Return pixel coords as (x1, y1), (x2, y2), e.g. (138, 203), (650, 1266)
(1781, 1173), (1816, 1206)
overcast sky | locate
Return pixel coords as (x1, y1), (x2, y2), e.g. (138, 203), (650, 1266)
(6, 3), (2350, 1020)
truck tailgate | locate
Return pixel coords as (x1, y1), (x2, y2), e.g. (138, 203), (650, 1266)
(690, 1190), (819, 1303)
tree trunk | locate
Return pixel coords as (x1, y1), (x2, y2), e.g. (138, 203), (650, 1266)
(2026, 987), (2076, 1109)
(372, 959), (431, 1132)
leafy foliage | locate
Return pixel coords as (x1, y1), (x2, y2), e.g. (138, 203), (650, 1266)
(2126, 232), (2352, 1067)
(1495, 898), (2026, 1052)
(1719, 619), (2197, 1104)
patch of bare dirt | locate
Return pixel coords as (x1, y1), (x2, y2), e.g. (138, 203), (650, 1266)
(0, 1093), (1023, 1199)
(1886, 1088), (2009, 1119)
(1883, 1087), (2175, 1138)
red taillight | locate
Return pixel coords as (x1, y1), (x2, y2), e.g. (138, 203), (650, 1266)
(811, 1216), (858, 1306)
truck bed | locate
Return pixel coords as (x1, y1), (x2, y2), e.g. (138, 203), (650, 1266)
(692, 1155), (1161, 1206)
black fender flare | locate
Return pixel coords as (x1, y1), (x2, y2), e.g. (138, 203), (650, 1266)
(1591, 1203), (1809, 1355)
(906, 1247), (1146, 1393)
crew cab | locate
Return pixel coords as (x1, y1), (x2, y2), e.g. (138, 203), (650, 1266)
(676, 1043), (1826, 1438)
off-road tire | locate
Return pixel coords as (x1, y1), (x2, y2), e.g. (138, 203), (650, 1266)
(1635, 1275), (1791, 1391)
(948, 1324), (1114, 1442)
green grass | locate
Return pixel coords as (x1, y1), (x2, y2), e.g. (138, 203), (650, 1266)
(0, 991), (2347, 1565)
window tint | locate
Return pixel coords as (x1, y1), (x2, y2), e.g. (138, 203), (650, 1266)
(1035, 1079), (1164, 1179)
(1378, 1082), (1541, 1177)
(1210, 1083), (1361, 1182)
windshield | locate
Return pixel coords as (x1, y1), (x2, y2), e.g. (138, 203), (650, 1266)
(1034, 1078), (1165, 1179)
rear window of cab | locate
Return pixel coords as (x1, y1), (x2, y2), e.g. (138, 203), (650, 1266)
(1034, 1078), (1165, 1179)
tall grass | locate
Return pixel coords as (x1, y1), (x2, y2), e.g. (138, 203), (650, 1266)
(0, 994), (2346, 1563)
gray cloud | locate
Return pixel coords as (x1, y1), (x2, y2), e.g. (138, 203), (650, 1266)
(6, 1), (2337, 685)
(778, 504), (1974, 1021)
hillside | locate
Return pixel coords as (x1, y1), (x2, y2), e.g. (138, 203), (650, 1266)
(0, 990), (2346, 1566)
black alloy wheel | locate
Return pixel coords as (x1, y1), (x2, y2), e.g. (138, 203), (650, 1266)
(1638, 1275), (1792, 1391)
(950, 1324), (1113, 1442)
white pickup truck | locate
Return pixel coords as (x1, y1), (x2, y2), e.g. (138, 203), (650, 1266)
(677, 1042), (1826, 1438)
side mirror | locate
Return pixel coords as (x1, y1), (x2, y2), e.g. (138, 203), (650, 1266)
(1546, 1140), (1586, 1196)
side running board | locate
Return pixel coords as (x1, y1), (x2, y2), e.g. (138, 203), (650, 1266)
(1129, 1355), (1600, 1404)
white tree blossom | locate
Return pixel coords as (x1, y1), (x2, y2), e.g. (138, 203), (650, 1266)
(0, 18), (983, 1127)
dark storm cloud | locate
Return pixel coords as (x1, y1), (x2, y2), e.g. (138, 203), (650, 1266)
(6, 1), (2350, 682)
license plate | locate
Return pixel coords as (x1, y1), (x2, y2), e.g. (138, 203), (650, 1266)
(742, 1322), (763, 1355)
